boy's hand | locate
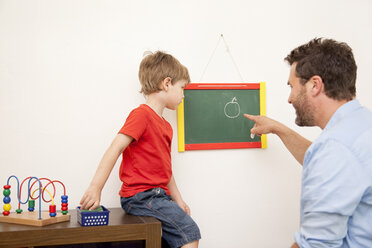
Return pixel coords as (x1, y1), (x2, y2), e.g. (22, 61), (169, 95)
(175, 199), (191, 215)
(80, 186), (101, 210)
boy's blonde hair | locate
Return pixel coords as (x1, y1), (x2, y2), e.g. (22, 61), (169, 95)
(139, 51), (190, 95)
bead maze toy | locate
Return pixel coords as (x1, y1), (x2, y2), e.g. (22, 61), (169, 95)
(0, 175), (70, 226)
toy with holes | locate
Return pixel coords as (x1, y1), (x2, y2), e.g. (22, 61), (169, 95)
(0, 175), (70, 226)
(77, 205), (110, 227)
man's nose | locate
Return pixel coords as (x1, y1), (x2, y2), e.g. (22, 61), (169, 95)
(288, 94), (292, 104)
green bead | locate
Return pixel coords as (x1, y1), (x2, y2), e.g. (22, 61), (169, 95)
(28, 200), (35, 208)
(3, 189), (10, 196)
(61, 210), (68, 215)
(16, 209), (23, 214)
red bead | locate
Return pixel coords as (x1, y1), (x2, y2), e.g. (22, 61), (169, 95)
(3, 211), (10, 216)
(49, 204), (56, 213)
(61, 206), (68, 211)
(61, 203), (68, 207)
(3, 185), (10, 189)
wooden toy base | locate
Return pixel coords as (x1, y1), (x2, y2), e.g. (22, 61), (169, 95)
(0, 211), (70, 226)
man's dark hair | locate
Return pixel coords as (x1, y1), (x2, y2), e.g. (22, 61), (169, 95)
(285, 38), (357, 100)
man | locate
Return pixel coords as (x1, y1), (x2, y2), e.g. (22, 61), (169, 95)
(245, 38), (372, 247)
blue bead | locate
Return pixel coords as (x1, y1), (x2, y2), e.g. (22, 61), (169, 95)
(28, 207), (34, 212)
(61, 195), (68, 200)
(50, 212), (57, 217)
(3, 196), (10, 204)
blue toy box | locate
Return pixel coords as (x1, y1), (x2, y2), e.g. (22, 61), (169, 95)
(77, 205), (110, 226)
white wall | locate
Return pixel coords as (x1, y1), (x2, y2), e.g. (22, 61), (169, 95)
(1, 0), (371, 247)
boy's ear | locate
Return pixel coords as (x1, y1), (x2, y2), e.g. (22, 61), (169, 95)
(161, 77), (172, 91)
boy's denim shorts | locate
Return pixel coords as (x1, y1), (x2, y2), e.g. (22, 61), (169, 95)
(120, 188), (201, 248)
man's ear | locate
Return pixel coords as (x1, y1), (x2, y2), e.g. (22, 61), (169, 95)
(308, 75), (324, 97)
(160, 77), (172, 91)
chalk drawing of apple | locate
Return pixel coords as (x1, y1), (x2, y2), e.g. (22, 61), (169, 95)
(224, 97), (240, 118)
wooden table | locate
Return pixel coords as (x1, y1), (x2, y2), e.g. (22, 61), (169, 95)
(0, 208), (161, 248)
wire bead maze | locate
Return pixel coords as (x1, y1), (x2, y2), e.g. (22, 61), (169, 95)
(1, 175), (70, 226)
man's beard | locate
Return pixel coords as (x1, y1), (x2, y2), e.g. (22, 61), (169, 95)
(293, 89), (315, 127)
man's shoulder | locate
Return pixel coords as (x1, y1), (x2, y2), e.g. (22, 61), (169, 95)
(311, 105), (372, 165)
(334, 105), (372, 140)
(322, 104), (370, 137)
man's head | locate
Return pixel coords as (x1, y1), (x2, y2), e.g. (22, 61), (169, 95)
(285, 38), (357, 127)
(285, 38), (357, 101)
(138, 51), (190, 95)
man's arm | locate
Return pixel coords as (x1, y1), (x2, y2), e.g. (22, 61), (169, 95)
(244, 114), (311, 165)
(291, 242), (300, 248)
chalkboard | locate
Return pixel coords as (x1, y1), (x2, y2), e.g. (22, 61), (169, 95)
(177, 83), (266, 151)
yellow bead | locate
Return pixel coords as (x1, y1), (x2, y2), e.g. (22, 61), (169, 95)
(3, 204), (11, 211)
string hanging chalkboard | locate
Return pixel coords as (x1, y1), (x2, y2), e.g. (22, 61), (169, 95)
(177, 34), (267, 151)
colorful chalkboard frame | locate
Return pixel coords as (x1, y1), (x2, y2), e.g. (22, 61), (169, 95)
(177, 82), (267, 151)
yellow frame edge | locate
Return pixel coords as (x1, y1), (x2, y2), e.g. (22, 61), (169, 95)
(260, 82), (267, 149)
(177, 99), (185, 152)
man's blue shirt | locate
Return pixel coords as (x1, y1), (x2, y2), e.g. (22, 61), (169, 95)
(295, 100), (372, 248)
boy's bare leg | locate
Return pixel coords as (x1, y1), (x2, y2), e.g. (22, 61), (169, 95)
(182, 240), (199, 248)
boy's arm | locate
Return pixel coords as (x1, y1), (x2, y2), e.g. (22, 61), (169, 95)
(244, 114), (312, 165)
(80, 133), (133, 210)
(167, 175), (191, 215)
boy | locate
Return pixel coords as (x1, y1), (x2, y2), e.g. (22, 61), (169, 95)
(80, 51), (201, 248)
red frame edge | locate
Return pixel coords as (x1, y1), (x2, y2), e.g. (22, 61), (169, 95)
(183, 83), (262, 150)
(185, 83), (260, 90)
(185, 142), (262, 150)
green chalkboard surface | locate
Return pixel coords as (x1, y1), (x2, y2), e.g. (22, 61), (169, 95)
(183, 89), (261, 144)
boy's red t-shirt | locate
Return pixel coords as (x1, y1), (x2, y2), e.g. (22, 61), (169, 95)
(118, 104), (173, 197)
